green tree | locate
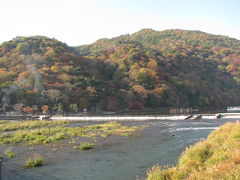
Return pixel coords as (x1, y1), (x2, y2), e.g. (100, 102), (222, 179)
(57, 103), (64, 113)
(70, 104), (78, 113)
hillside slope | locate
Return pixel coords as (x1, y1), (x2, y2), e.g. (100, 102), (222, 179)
(75, 29), (240, 109)
(0, 36), (106, 112)
(1, 29), (240, 113)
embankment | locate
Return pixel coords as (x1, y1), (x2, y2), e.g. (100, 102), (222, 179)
(146, 122), (240, 180)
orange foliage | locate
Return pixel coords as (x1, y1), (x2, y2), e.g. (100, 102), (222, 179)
(41, 105), (49, 113)
(22, 106), (34, 113)
(153, 87), (165, 97)
(148, 58), (158, 70)
(0, 68), (7, 76)
(133, 85), (148, 98)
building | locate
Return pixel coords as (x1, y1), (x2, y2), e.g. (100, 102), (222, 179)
(227, 106), (240, 111)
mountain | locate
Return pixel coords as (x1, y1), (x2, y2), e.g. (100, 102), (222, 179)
(75, 29), (240, 109)
(0, 36), (106, 112)
(1, 29), (240, 113)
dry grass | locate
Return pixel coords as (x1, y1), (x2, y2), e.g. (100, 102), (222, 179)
(4, 147), (16, 159)
(146, 122), (240, 180)
(0, 120), (67, 132)
(24, 153), (43, 168)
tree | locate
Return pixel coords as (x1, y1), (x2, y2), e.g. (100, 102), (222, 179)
(57, 103), (64, 113)
(13, 103), (24, 111)
(47, 89), (62, 105)
(78, 98), (88, 110)
(41, 105), (49, 113)
(50, 66), (60, 73)
(22, 106), (34, 113)
(133, 85), (148, 99)
(85, 86), (98, 101)
(16, 42), (31, 54)
(70, 104), (78, 113)
(131, 101), (144, 110)
(106, 97), (118, 111)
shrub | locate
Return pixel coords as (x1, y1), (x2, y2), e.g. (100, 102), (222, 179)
(24, 154), (43, 168)
(4, 147), (16, 159)
(79, 143), (94, 150)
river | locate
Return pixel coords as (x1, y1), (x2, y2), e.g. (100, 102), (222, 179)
(5, 118), (238, 180)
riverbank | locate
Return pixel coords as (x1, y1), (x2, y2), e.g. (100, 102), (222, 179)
(146, 121), (240, 180)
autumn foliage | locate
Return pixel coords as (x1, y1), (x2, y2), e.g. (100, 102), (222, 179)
(22, 106), (34, 113)
(41, 105), (49, 113)
(0, 29), (240, 112)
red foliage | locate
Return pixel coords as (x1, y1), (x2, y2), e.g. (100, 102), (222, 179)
(106, 97), (118, 111)
(131, 101), (144, 110)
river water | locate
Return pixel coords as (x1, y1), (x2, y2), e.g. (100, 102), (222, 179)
(5, 118), (238, 180)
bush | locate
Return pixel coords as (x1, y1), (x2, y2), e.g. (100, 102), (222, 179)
(79, 143), (94, 150)
(4, 147), (16, 159)
(24, 154), (43, 168)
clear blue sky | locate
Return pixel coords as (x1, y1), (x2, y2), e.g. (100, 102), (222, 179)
(0, 0), (239, 45)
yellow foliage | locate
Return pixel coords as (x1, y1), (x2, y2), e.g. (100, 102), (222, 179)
(41, 67), (50, 72)
(62, 65), (73, 72)
(50, 66), (61, 73)
(153, 87), (165, 97)
(45, 48), (56, 57)
(58, 74), (72, 82)
(148, 58), (158, 70)
(86, 86), (97, 94)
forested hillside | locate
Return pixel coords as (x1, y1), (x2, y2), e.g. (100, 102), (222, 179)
(1, 29), (240, 113)
(0, 36), (106, 113)
(76, 29), (240, 110)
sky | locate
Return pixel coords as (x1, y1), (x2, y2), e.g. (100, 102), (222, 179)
(0, 0), (239, 46)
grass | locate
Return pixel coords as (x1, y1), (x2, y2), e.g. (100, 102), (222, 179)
(29, 146), (36, 151)
(0, 120), (67, 132)
(146, 122), (240, 180)
(0, 121), (142, 145)
(78, 142), (94, 150)
(24, 153), (43, 168)
(4, 147), (16, 159)
(0, 120), (7, 124)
